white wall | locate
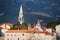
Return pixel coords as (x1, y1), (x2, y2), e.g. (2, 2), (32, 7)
(4, 32), (56, 40)
(55, 24), (60, 36)
(1, 24), (10, 29)
(46, 29), (52, 33)
(4, 33), (31, 40)
(45, 35), (53, 40)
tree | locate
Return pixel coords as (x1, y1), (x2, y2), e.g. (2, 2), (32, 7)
(46, 22), (60, 29)
(10, 22), (28, 30)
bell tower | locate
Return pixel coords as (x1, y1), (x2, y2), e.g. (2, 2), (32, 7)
(18, 4), (24, 24)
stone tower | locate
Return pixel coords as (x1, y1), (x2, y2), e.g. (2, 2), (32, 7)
(18, 4), (24, 24)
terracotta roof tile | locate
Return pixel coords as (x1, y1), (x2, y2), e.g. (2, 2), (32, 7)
(0, 24), (2, 26)
(35, 31), (52, 35)
(45, 32), (52, 35)
(36, 32), (45, 34)
(0, 23), (13, 28)
(3, 23), (13, 26)
(7, 24), (13, 27)
(6, 30), (27, 33)
(0, 24), (3, 28)
(6, 27), (37, 33)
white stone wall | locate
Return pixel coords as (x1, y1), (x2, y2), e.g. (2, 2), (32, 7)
(45, 35), (53, 40)
(1, 29), (8, 33)
(4, 33), (56, 40)
(52, 36), (56, 40)
(1, 24), (10, 29)
(29, 33), (43, 40)
(4, 33), (31, 40)
(46, 29), (52, 33)
(56, 24), (60, 36)
(4, 33), (43, 40)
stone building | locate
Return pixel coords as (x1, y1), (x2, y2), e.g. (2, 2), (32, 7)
(55, 24), (60, 37)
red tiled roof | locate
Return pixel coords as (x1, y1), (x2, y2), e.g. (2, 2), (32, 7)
(6, 27), (37, 33)
(0, 24), (2, 27)
(3, 23), (13, 26)
(0, 24), (2, 26)
(45, 32), (52, 35)
(35, 31), (52, 35)
(0, 23), (13, 27)
(6, 30), (27, 33)
(36, 31), (45, 34)
(5, 25), (52, 35)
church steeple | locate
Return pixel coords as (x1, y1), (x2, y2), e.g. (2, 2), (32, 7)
(37, 19), (40, 25)
(36, 19), (43, 31)
(18, 4), (24, 24)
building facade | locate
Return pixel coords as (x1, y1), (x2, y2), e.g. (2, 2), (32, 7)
(1, 20), (56, 40)
(55, 24), (60, 37)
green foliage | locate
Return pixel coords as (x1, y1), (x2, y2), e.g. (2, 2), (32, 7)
(10, 21), (60, 30)
(46, 22), (60, 29)
(31, 24), (36, 28)
(10, 22), (28, 30)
